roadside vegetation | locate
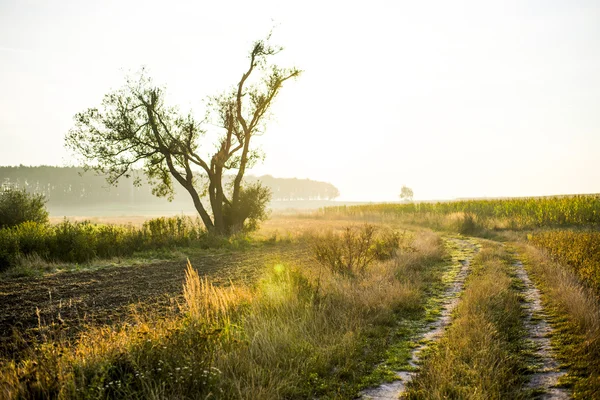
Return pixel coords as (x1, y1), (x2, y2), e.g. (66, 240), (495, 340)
(322, 196), (600, 398)
(0, 225), (450, 399)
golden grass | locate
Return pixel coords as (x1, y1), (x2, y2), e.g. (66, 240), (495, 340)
(183, 259), (252, 326)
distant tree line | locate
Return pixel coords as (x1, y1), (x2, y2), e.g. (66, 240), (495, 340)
(0, 166), (340, 207)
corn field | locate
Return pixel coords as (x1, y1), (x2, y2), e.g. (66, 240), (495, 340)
(321, 195), (600, 229)
(530, 230), (600, 292)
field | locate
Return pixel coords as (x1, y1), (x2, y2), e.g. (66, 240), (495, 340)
(0, 241), (311, 357)
(320, 195), (600, 229)
(1, 198), (599, 399)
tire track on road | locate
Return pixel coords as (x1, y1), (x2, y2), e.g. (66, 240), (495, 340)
(513, 258), (570, 399)
(361, 237), (479, 400)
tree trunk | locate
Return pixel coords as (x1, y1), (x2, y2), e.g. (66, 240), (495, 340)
(211, 168), (226, 235)
(181, 180), (215, 232)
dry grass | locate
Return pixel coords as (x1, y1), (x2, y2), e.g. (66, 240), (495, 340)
(182, 259), (253, 326)
(311, 224), (403, 275)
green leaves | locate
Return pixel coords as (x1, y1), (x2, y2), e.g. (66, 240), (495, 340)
(66, 34), (300, 235)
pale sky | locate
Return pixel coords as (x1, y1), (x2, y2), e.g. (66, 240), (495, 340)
(1, 0), (599, 201)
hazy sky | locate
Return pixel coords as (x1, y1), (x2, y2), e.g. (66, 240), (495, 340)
(1, 0), (599, 201)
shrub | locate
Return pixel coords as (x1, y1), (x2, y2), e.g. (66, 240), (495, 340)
(50, 220), (97, 263)
(372, 229), (404, 260)
(12, 221), (50, 258)
(0, 188), (48, 228)
(141, 216), (203, 248)
(457, 212), (479, 234)
(223, 182), (272, 234)
(95, 224), (136, 258)
(313, 225), (400, 275)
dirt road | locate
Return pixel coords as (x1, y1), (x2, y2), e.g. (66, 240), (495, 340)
(361, 237), (479, 399)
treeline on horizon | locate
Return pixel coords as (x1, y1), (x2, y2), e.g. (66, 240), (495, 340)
(0, 166), (340, 209)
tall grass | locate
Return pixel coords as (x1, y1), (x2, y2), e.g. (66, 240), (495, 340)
(0, 229), (446, 399)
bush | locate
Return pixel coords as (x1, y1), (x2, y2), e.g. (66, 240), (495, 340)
(94, 224), (131, 258)
(313, 225), (401, 276)
(50, 220), (97, 263)
(223, 182), (271, 234)
(141, 216), (202, 248)
(0, 188), (48, 228)
(12, 221), (51, 258)
(457, 212), (479, 235)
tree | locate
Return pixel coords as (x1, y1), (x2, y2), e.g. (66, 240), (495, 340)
(0, 188), (49, 228)
(66, 36), (301, 235)
(399, 185), (414, 202)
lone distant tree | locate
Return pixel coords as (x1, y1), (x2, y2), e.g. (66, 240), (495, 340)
(66, 36), (301, 235)
(399, 185), (414, 202)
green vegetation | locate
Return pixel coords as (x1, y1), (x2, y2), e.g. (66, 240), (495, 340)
(364, 236), (479, 387)
(321, 194), (600, 230)
(529, 230), (600, 292)
(0, 188), (48, 229)
(0, 229), (449, 399)
(0, 216), (226, 272)
(405, 243), (531, 399)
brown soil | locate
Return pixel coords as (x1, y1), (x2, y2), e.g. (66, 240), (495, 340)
(0, 242), (312, 358)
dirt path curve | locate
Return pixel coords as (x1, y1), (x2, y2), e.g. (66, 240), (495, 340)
(0, 243), (311, 357)
(360, 237), (478, 400)
(513, 259), (570, 399)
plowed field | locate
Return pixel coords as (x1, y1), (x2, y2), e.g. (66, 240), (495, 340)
(0, 242), (312, 357)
